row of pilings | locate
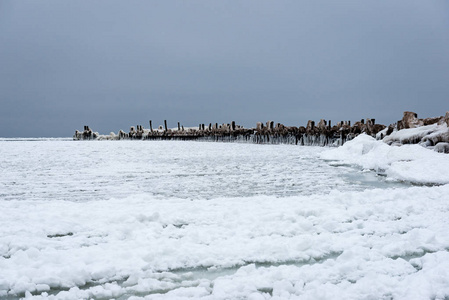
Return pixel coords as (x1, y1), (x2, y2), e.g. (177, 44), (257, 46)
(74, 118), (386, 146)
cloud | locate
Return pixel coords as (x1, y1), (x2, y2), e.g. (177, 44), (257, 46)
(1, 0), (448, 137)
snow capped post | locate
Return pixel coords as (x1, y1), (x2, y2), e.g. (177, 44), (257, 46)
(317, 119), (327, 130)
(307, 120), (315, 131)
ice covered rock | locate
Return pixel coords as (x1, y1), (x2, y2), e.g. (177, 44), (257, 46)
(423, 116), (443, 126)
(420, 124), (449, 147)
(381, 111), (449, 150)
(434, 142), (449, 154)
(400, 111), (423, 129)
(383, 124), (441, 145)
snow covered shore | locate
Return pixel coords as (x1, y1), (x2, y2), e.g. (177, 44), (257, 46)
(1, 133), (449, 299)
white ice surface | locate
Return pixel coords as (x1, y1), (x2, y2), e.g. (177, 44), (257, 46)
(1, 140), (449, 299)
(0, 140), (398, 203)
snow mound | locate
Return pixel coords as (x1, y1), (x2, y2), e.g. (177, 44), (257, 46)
(321, 134), (449, 185)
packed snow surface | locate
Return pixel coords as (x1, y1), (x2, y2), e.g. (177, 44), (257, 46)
(1, 138), (449, 299)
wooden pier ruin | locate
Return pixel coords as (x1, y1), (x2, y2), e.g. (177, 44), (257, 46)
(74, 111), (449, 151)
(73, 111), (449, 152)
(74, 117), (386, 146)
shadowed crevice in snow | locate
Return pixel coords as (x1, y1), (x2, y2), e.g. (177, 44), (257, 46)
(46, 232), (73, 238)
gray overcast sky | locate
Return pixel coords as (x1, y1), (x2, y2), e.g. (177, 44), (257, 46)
(1, 0), (449, 137)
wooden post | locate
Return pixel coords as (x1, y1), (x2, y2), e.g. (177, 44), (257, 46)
(149, 120), (153, 132)
(328, 120), (331, 128)
(231, 121), (235, 131)
(164, 120), (168, 132)
(348, 121), (351, 126)
(178, 122), (180, 131)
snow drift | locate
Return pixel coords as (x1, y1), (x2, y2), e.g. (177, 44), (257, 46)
(321, 134), (449, 185)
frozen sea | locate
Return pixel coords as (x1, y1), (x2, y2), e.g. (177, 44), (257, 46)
(1, 136), (449, 300)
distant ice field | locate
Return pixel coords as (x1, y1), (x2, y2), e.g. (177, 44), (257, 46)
(0, 140), (408, 202)
(1, 137), (449, 299)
